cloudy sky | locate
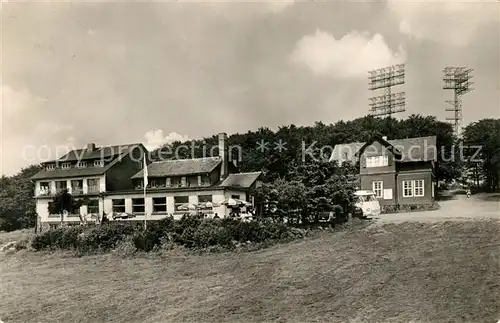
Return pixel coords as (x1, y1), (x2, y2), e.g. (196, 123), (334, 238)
(1, 0), (499, 175)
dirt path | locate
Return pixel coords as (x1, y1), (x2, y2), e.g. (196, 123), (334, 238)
(374, 194), (500, 223)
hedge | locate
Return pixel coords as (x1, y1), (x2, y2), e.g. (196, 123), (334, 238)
(30, 215), (311, 254)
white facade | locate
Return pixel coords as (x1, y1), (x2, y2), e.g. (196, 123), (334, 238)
(36, 187), (249, 223)
(35, 174), (106, 196)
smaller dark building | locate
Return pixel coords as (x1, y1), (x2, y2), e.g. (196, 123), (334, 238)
(330, 136), (437, 206)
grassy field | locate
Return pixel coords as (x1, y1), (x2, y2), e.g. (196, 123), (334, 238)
(0, 228), (33, 246)
(1, 220), (499, 323)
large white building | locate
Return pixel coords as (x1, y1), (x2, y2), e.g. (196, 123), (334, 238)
(31, 133), (262, 229)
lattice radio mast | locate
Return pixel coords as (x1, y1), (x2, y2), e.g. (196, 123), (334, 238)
(443, 67), (474, 136)
(368, 64), (406, 118)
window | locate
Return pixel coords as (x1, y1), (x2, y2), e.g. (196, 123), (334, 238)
(372, 181), (383, 198)
(231, 195), (240, 199)
(48, 202), (57, 215)
(134, 179), (144, 190)
(174, 196), (188, 211)
(76, 161), (87, 168)
(61, 163), (71, 169)
(71, 180), (83, 194)
(112, 199), (125, 213)
(46, 164), (55, 171)
(403, 180), (413, 197)
(55, 180), (67, 192)
(180, 177), (187, 187)
(166, 177), (171, 187)
(366, 155), (389, 168)
(149, 179), (165, 188)
(87, 199), (99, 214)
(198, 195), (213, 211)
(356, 195), (376, 203)
(94, 160), (104, 167)
(414, 180), (424, 197)
(87, 178), (100, 193)
(132, 198), (145, 213)
(153, 197), (167, 213)
(39, 182), (51, 195)
(402, 180), (425, 198)
(197, 175), (202, 186)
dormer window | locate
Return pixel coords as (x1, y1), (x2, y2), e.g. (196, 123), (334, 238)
(76, 161), (87, 168)
(61, 163), (71, 169)
(180, 176), (187, 187)
(94, 160), (104, 167)
(366, 155), (389, 168)
(45, 164), (55, 171)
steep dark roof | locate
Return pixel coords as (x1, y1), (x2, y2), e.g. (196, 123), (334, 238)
(53, 144), (143, 162)
(330, 136), (437, 163)
(31, 166), (110, 180)
(131, 157), (221, 178)
(219, 172), (262, 188)
(354, 136), (403, 158)
(31, 144), (144, 180)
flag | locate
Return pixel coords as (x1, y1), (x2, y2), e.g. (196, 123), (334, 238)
(143, 157), (148, 188)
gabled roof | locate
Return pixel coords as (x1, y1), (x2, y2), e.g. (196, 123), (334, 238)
(131, 157), (221, 179)
(219, 172), (262, 188)
(354, 136), (402, 158)
(31, 166), (110, 180)
(31, 144), (145, 180)
(52, 144), (143, 163)
(329, 142), (364, 164)
(330, 136), (437, 163)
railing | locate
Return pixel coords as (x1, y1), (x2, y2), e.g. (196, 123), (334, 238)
(87, 186), (100, 193)
(72, 188), (83, 194)
(38, 189), (52, 196)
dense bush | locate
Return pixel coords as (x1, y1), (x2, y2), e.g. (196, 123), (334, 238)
(381, 203), (440, 214)
(29, 215), (314, 254)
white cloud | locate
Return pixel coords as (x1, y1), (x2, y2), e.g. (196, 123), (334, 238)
(1, 85), (77, 175)
(34, 122), (74, 135)
(144, 129), (190, 150)
(265, 0), (294, 14)
(388, 0), (499, 47)
(290, 30), (406, 78)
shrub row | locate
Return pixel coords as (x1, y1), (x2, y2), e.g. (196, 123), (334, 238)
(381, 202), (440, 214)
(30, 216), (311, 254)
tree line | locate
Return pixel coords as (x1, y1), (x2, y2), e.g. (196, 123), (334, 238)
(1, 115), (498, 231)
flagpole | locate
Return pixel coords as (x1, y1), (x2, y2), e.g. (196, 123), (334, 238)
(143, 156), (148, 231)
(143, 184), (147, 231)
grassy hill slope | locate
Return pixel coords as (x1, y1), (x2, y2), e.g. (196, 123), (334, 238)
(1, 220), (499, 323)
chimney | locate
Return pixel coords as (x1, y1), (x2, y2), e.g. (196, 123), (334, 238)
(87, 143), (96, 151)
(218, 133), (228, 179)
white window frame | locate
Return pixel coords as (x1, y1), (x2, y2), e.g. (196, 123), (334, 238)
(46, 164), (55, 171)
(166, 177), (171, 187)
(76, 161), (87, 168)
(366, 155), (389, 168)
(61, 163), (71, 169)
(94, 160), (104, 167)
(402, 180), (414, 197)
(372, 181), (383, 198)
(414, 180), (425, 197)
(132, 198), (145, 214)
(402, 180), (425, 198)
(152, 197), (167, 213)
